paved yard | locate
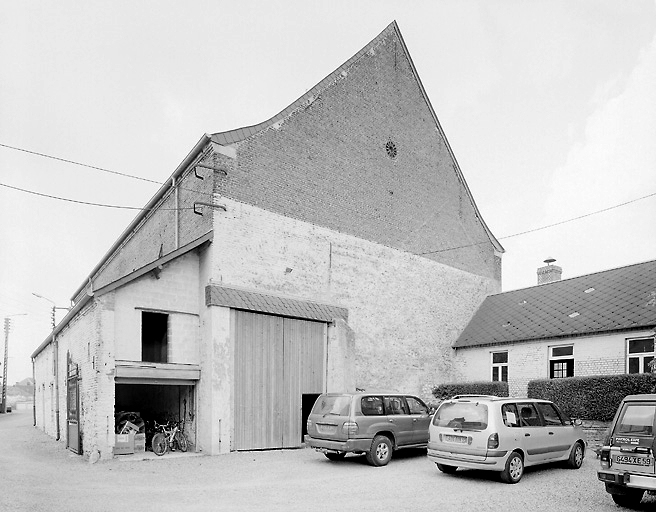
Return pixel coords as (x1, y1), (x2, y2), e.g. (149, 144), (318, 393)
(1, 410), (654, 512)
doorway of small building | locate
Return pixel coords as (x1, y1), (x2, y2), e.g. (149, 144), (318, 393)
(114, 383), (196, 453)
(301, 393), (320, 441)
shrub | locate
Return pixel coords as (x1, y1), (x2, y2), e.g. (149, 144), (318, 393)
(527, 373), (656, 421)
(432, 381), (508, 400)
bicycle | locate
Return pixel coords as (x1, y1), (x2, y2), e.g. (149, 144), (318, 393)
(151, 420), (188, 456)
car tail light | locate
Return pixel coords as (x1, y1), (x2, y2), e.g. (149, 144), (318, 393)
(342, 422), (358, 435)
(487, 433), (499, 449)
(306, 419), (312, 430)
(600, 448), (611, 469)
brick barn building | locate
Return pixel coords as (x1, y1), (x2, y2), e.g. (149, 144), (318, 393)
(31, 22), (503, 460)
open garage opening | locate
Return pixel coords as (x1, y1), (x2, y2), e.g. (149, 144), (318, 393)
(115, 383), (196, 452)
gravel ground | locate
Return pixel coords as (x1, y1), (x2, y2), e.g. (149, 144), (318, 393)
(2, 410), (655, 512)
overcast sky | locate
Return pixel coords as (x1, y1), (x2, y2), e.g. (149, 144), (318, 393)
(1, 1), (655, 384)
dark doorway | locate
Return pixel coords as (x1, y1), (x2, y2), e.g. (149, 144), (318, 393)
(142, 312), (168, 363)
(302, 393), (320, 441)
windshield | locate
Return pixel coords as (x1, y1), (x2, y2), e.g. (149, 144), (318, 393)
(433, 402), (488, 430)
(311, 395), (351, 416)
(617, 404), (656, 436)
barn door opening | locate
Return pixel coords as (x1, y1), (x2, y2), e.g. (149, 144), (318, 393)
(233, 311), (326, 450)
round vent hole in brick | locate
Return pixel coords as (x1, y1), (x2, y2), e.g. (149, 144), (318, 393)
(385, 140), (397, 159)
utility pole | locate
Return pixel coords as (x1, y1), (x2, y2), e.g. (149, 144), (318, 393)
(2, 314), (27, 413)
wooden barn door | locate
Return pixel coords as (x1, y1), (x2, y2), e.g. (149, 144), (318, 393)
(233, 311), (325, 450)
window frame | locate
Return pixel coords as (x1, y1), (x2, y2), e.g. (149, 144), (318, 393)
(491, 350), (508, 382)
(626, 336), (655, 375)
(549, 344), (574, 379)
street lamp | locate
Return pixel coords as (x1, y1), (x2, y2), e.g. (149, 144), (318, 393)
(32, 293), (70, 330)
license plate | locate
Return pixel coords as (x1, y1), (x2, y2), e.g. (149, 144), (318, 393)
(615, 455), (653, 466)
(317, 424), (337, 435)
(444, 434), (467, 444)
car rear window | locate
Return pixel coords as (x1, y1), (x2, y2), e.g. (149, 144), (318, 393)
(617, 404), (656, 436)
(433, 401), (488, 430)
(312, 395), (351, 416)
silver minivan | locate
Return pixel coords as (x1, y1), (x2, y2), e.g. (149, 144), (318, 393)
(427, 395), (586, 483)
(305, 392), (432, 466)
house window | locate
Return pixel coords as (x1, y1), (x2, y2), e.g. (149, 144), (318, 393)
(627, 337), (655, 374)
(549, 345), (574, 378)
(491, 351), (508, 382)
(142, 311), (168, 363)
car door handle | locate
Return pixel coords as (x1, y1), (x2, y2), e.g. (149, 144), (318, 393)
(388, 419), (394, 423)
(413, 418), (418, 422)
(525, 433), (530, 437)
(548, 432), (554, 435)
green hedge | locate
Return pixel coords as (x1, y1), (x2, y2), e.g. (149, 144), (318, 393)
(527, 373), (656, 421)
(432, 381), (509, 400)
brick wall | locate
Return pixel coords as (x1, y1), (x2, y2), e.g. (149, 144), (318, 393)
(211, 198), (498, 399)
(219, 28), (500, 283)
(454, 331), (646, 397)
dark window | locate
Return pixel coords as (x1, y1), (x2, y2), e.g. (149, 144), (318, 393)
(550, 359), (574, 378)
(536, 402), (565, 426)
(628, 338), (655, 354)
(627, 338), (655, 374)
(312, 395), (351, 416)
(492, 351), (508, 382)
(406, 396), (428, 415)
(361, 396), (384, 416)
(384, 396), (408, 415)
(502, 403), (520, 427)
(517, 403), (542, 427)
(552, 346), (574, 357)
(142, 312), (168, 363)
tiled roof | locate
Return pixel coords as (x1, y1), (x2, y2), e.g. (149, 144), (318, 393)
(206, 284), (348, 323)
(210, 22), (398, 146)
(454, 259), (656, 348)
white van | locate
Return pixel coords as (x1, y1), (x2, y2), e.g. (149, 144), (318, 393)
(427, 395), (586, 483)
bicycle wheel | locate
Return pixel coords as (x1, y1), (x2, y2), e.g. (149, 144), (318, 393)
(152, 432), (168, 456)
(175, 432), (188, 452)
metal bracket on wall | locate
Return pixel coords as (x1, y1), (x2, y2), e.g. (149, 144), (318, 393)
(194, 163), (229, 180)
(193, 202), (227, 215)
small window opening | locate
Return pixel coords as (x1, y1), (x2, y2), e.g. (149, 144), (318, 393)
(142, 312), (168, 363)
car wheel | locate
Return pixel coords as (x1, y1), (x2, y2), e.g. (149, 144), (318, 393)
(365, 435), (392, 467)
(567, 441), (584, 469)
(436, 463), (458, 474)
(500, 451), (523, 484)
(324, 452), (346, 461)
(611, 490), (644, 507)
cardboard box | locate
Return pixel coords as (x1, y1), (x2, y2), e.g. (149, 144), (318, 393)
(114, 432), (135, 455)
(134, 433), (146, 453)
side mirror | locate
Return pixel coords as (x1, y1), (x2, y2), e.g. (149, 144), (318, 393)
(571, 418), (583, 426)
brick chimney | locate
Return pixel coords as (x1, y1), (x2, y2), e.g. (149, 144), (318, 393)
(537, 258), (562, 285)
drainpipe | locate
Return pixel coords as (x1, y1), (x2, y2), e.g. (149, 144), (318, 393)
(54, 332), (60, 441)
(32, 357), (36, 426)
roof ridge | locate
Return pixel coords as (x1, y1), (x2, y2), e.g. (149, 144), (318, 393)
(494, 258), (656, 295)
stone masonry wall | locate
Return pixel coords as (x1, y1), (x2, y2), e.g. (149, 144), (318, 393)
(211, 198), (499, 399)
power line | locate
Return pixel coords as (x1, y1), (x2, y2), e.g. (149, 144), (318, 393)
(0, 182), (195, 211)
(418, 190), (656, 256)
(0, 143), (161, 185)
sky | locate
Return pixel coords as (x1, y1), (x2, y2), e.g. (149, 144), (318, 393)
(1, 0), (655, 384)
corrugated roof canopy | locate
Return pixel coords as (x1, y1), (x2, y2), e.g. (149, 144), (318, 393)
(454, 259), (656, 348)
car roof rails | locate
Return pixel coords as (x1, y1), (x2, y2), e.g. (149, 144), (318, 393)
(450, 394), (499, 400)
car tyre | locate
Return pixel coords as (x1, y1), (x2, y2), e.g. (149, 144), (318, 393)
(500, 451), (523, 484)
(365, 435), (392, 467)
(611, 490), (644, 507)
(436, 463), (458, 474)
(324, 452), (346, 461)
(567, 441), (584, 469)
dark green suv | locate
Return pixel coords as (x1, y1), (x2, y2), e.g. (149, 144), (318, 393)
(598, 394), (656, 507)
(305, 392), (432, 466)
